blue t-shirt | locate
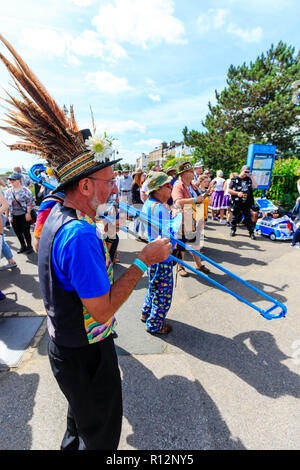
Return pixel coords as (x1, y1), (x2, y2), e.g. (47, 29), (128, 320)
(52, 220), (111, 299)
(142, 198), (172, 242)
(142, 198), (181, 262)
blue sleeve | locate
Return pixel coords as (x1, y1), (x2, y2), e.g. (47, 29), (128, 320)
(52, 222), (111, 298)
(142, 200), (172, 241)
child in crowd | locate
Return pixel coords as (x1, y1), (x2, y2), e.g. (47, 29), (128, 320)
(195, 174), (211, 225)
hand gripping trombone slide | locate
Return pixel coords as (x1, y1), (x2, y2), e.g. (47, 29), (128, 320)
(28, 164), (287, 321)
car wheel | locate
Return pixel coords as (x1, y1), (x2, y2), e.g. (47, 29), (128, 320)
(269, 233), (276, 241)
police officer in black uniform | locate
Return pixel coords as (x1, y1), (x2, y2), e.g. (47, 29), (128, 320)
(228, 165), (258, 239)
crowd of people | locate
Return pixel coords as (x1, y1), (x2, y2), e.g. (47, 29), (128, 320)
(113, 160), (259, 244)
(1, 161), (299, 304)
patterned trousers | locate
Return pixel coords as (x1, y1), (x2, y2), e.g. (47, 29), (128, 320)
(141, 261), (174, 332)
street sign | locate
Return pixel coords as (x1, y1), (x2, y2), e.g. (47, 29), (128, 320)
(246, 144), (276, 190)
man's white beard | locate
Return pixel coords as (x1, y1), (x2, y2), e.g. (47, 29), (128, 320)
(92, 190), (115, 217)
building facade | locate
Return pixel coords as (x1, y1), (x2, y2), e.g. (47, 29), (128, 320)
(136, 152), (149, 170)
(136, 141), (196, 170)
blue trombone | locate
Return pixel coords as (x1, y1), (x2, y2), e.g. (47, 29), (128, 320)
(28, 163), (57, 191)
(28, 164), (287, 321)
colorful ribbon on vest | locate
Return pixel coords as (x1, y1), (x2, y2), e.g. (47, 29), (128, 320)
(76, 210), (116, 344)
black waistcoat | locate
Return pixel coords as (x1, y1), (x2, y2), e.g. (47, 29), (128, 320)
(38, 203), (89, 348)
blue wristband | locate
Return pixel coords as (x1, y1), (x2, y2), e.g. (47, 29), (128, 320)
(133, 258), (148, 273)
(193, 197), (197, 204)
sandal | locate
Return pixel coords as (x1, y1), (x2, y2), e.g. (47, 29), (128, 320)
(147, 322), (172, 335)
(141, 314), (148, 323)
(198, 265), (210, 274)
(177, 267), (189, 277)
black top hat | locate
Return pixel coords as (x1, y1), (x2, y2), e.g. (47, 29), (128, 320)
(54, 128), (122, 192)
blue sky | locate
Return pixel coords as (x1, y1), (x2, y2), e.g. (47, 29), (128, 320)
(0, 0), (299, 171)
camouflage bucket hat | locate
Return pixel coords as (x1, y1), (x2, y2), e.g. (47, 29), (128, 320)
(146, 172), (173, 195)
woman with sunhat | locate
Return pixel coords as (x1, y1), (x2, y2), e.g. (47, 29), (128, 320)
(141, 171), (180, 334)
(172, 161), (212, 276)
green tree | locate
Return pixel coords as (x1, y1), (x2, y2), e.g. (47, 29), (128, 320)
(263, 157), (300, 209)
(184, 42), (300, 172)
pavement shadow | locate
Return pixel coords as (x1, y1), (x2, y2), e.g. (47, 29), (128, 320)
(0, 371), (39, 450)
(162, 322), (300, 399)
(206, 235), (266, 253)
(0, 296), (36, 314)
(199, 246), (266, 268)
(178, 268), (232, 294)
(187, 274), (288, 305)
(223, 278), (288, 305)
(0, 268), (42, 302)
(118, 349), (245, 450)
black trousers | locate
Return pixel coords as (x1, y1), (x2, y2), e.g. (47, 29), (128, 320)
(48, 335), (123, 450)
(231, 203), (254, 234)
(12, 214), (32, 248)
(108, 234), (119, 263)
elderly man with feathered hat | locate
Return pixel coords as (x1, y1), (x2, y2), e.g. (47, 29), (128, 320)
(0, 34), (172, 450)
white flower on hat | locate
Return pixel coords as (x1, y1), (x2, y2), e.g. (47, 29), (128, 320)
(85, 133), (114, 163)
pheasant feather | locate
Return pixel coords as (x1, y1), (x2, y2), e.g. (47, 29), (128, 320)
(0, 34), (85, 169)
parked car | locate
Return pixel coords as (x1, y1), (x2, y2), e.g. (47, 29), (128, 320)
(255, 214), (295, 241)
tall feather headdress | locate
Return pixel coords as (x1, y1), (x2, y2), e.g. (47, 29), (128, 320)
(0, 33), (121, 190)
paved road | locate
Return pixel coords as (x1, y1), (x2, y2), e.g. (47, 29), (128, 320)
(0, 220), (299, 450)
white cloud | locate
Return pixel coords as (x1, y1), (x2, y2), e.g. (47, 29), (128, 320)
(227, 24), (263, 43)
(104, 41), (128, 61)
(21, 28), (71, 57)
(86, 71), (133, 94)
(71, 30), (106, 56)
(134, 138), (162, 147)
(197, 9), (228, 33)
(197, 8), (263, 43)
(66, 54), (81, 67)
(20, 28), (127, 64)
(148, 94), (161, 102)
(92, 0), (186, 48)
(71, 30), (128, 61)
